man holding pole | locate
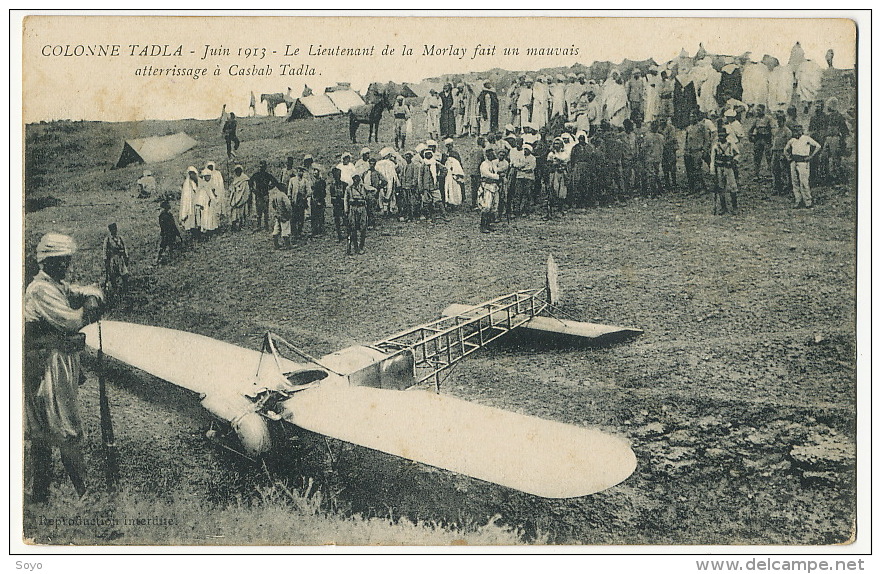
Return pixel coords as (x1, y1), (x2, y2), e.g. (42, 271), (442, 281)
(24, 233), (104, 502)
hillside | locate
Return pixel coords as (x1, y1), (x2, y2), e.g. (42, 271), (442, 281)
(21, 83), (858, 545)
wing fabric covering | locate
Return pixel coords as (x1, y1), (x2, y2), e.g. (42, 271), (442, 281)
(282, 384), (637, 498)
(81, 321), (304, 396)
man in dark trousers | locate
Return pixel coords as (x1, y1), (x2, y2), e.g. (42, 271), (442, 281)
(249, 160), (280, 231)
(345, 174), (369, 255)
(156, 200), (183, 264)
(222, 112), (240, 159)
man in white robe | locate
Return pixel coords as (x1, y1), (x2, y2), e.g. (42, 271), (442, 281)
(531, 77), (550, 130)
(206, 161), (227, 220)
(517, 78), (534, 129)
(179, 167), (199, 237)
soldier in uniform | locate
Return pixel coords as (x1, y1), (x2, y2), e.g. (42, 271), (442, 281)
(345, 173), (369, 255)
(24, 233), (104, 502)
(249, 160), (280, 231)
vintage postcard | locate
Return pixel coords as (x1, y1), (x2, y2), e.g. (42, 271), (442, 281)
(12, 11), (867, 555)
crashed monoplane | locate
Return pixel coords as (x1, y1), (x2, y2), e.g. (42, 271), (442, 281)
(82, 257), (642, 499)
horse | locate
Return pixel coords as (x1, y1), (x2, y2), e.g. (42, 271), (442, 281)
(261, 91), (295, 116)
(349, 90), (391, 144)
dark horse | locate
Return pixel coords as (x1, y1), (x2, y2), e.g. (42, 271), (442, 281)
(349, 91), (391, 144)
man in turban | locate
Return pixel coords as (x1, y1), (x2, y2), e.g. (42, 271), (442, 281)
(24, 233), (103, 502)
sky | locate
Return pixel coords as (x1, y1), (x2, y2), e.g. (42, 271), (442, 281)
(20, 15), (857, 122)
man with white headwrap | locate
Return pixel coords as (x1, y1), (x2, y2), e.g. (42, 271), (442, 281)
(375, 148), (400, 215)
(179, 166), (200, 238)
(550, 74), (568, 119)
(228, 164), (251, 231)
(24, 233), (103, 502)
(517, 77), (534, 129)
(197, 168), (219, 236)
(531, 77), (549, 130)
(603, 70), (629, 128)
(206, 161), (227, 222)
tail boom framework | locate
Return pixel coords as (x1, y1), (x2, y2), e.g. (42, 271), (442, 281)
(370, 287), (551, 391)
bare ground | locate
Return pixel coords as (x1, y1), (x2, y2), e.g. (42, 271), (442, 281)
(22, 111), (856, 545)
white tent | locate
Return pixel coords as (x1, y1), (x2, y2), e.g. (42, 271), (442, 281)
(326, 89), (366, 113)
(115, 132), (197, 168)
(286, 94), (342, 120)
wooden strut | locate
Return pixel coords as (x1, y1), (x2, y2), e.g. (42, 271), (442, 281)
(371, 287), (550, 392)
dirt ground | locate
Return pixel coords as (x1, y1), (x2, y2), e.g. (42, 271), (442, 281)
(21, 105), (857, 545)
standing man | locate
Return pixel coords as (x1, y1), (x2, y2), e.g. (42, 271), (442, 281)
(311, 167), (327, 236)
(478, 81), (500, 135)
(627, 70), (646, 122)
(423, 89), (442, 142)
(269, 183), (293, 250)
(228, 164), (251, 231)
(392, 95), (411, 150)
(179, 167), (200, 241)
(418, 148), (448, 222)
(749, 104), (774, 180)
(362, 158), (388, 229)
(512, 143), (536, 216)
(249, 160), (279, 231)
(222, 112), (240, 159)
(684, 112), (709, 194)
(102, 223), (130, 297)
(288, 167), (309, 239)
(249, 91), (257, 117)
(661, 117), (679, 190)
(440, 83), (456, 139)
(784, 124), (822, 209)
(156, 200), (183, 264)
(712, 127), (740, 215)
(398, 150), (420, 221)
(345, 174), (369, 255)
(770, 112), (793, 195)
(642, 121), (666, 197)
(478, 148), (500, 232)
(331, 153), (356, 241)
(24, 233), (103, 502)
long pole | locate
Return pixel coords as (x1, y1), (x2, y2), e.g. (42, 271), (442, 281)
(97, 320), (120, 490)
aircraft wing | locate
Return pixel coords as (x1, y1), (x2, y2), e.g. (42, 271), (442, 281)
(81, 321), (308, 396)
(280, 383), (637, 499)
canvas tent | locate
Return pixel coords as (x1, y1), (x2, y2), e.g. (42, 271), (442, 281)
(115, 132), (197, 168)
(326, 89), (366, 113)
(286, 94), (342, 120)
(397, 83), (419, 98)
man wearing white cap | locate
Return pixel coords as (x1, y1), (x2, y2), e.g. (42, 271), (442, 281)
(417, 148), (448, 222)
(354, 147), (372, 179)
(423, 89), (441, 141)
(25, 233), (103, 502)
(330, 153), (355, 240)
(392, 95), (411, 150)
(478, 148), (500, 232)
(512, 142), (536, 216)
(722, 108), (746, 145)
